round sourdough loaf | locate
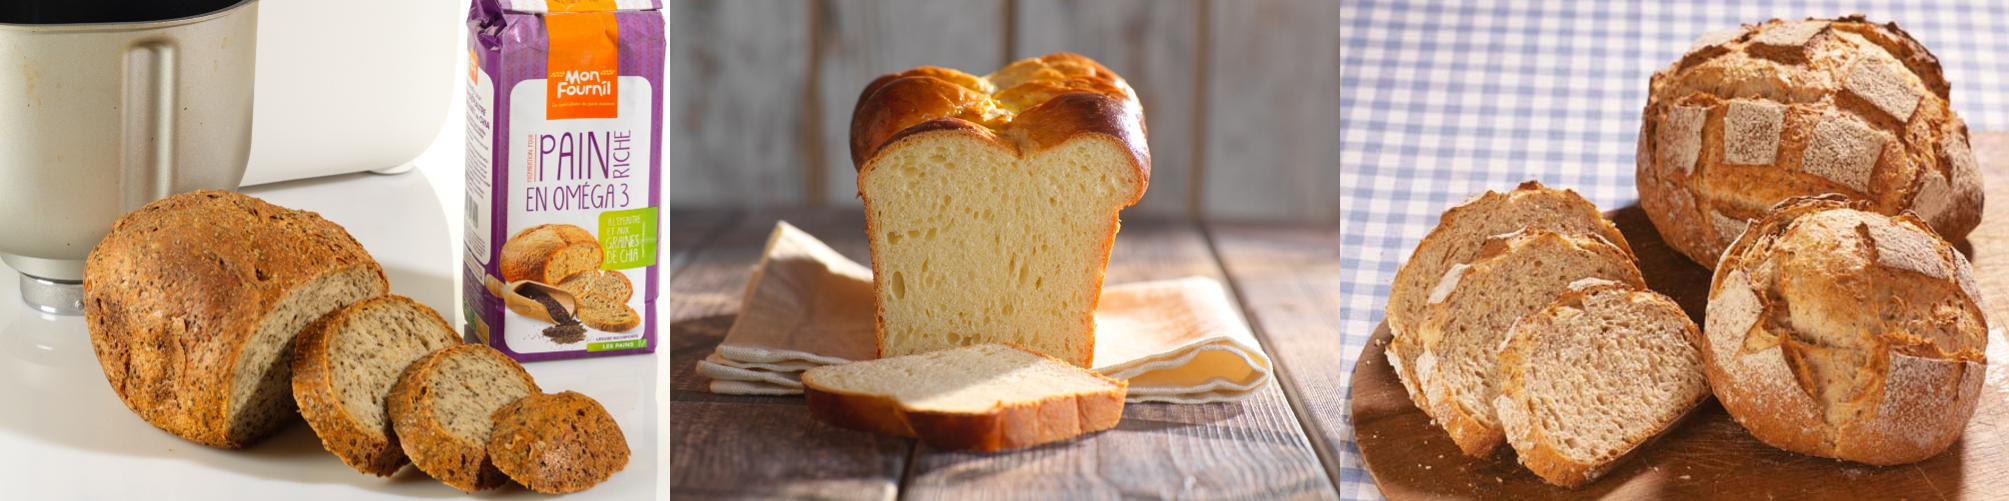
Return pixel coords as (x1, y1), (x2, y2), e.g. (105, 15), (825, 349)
(1637, 16), (1982, 268)
(500, 224), (603, 284)
(1705, 196), (1986, 465)
(84, 190), (388, 449)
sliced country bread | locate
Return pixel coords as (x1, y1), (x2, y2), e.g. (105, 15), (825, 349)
(575, 292), (640, 332)
(388, 344), (541, 492)
(499, 224), (603, 284)
(1493, 281), (1709, 487)
(487, 391), (630, 494)
(1384, 181), (1630, 416)
(559, 270), (634, 303)
(802, 343), (1126, 451)
(293, 295), (462, 476)
(1411, 230), (1644, 457)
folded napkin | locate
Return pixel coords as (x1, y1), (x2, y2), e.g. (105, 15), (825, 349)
(700, 222), (1273, 404)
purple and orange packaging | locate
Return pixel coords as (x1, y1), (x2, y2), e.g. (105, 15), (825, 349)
(464, 0), (662, 361)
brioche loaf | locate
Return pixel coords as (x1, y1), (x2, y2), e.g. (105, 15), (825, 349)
(802, 343), (1126, 451)
(84, 190), (389, 449)
(292, 295), (462, 476)
(1494, 281), (1709, 487)
(487, 391), (630, 494)
(500, 224), (603, 284)
(850, 53), (1149, 367)
(1409, 230), (1644, 457)
(389, 344), (542, 491)
(1705, 196), (1985, 465)
(1638, 16), (1983, 268)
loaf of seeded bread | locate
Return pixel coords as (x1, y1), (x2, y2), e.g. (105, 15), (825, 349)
(1407, 230), (1645, 457)
(1494, 280), (1709, 487)
(1638, 16), (1983, 268)
(850, 53), (1149, 367)
(500, 224), (603, 284)
(803, 343), (1126, 451)
(487, 391), (630, 494)
(1706, 196), (1986, 465)
(292, 295), (462, 476)
(84, 190), (388, 449)
(559, 270), (633, 303)
(389, 344), (542, 491)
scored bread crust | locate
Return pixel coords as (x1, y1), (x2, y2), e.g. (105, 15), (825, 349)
(84, 190), (388, 449)
(292, 295), (461, 476)
(388, 344), (542, 491)
(801, 343), (1127, 452)
(1706, 196), (1986, 465)
(1638, 16), (1983, 268)
(499, 224), (603, 284)
(1494, 282), (1709, 488)
(487, 391), (630, 494)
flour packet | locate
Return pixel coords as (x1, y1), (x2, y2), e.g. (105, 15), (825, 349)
(464, 0), (662, 361)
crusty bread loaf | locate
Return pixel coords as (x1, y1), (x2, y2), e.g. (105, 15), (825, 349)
(389, 344), (542, 491)
(1638, 16), (1983, 268)
(1705, 196), (1986, 465)
(574, 291), (639, 332)
(292, 295), (462, 476)
(1494, 281), (1709, 487)
(559, 270), (633, 303)
(487, 391), (630, 494)
(1409, 230), (1644, 457)
(500, 224), (603, 284)
(850, 53), (1149, 367)
(84, 190), (388, 449)
(802, 343), (1126, 451)
(1384, 181), (1633, 414)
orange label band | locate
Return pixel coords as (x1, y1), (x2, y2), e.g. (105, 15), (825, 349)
(546, 12), (619, 120)
(545, 0), (620, 13)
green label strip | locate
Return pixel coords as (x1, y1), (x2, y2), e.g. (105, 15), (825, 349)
(599, 206), (659, 270)
(589, 338), (648, 352)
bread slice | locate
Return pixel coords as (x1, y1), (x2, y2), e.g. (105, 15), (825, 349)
(487, 391), (630, 493)
(575, 292), (640, 332)
(293, 295), (462, 476)
(1411, 230), (1644, 457)
(500, 224), (603, 284)
(802, 343), (1126, 451)
(559, 270), (633, 303)
(1493, 281), (1709, 487)
(389, 344), (541, 491)
(852, 53), (1149, 367)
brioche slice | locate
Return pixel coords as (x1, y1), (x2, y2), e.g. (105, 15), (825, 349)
(1411, 230), (1644, 457)
(575, 292), (640, 332)
(500, 224), (603, 284)
(389, 344), (541, 492)
(559, 270), (634, 303)
(802, 343), (1126, 451)
(487, 391), (630, 494)
(293, 295), (463, 476)
(1385, 182), (1630, 416)
(1493, 281), (1709, 487)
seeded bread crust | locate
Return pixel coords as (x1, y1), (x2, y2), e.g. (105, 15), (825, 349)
(84, 190), (388, 449)
(575, 292), (640, 332)
(1638, 16), (1983, 268)
(292, 295), (462, 476)
(388, 344), (542, 491)
(500, 224), (604, 284)
(560, 270), (634, 303)
(487, 391), (630, 494)
(802, 343), (1127, 452)
(1705, 196), (1986, 465)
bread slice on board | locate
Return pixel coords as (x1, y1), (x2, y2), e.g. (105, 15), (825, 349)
(388, 344), (541, 491)
(802, 343), (1126, 451)
(487, 391), (630, 494)
(83, 190), (389, 449)
(1409, 230), (1644, 458)
(1493, 281), (1709, 487)
(292, 295), (463, 476)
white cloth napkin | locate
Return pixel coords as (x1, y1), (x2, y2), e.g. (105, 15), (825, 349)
(700, 221), (1273, 404)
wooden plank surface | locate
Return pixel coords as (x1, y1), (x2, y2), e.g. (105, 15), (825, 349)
(671, 0), (810, 207)
(812, 0), (1009, 207)
(669, 208), (741, 274)
(901, 217), (1337, 499)
(1349, 133), (2009, 499)
(1014, 0), (1203, 218)
(1202, 0), (1342, 223)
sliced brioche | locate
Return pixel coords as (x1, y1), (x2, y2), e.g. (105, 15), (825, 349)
(293, 295), (463, 476)
(487, 391), (630, 493)
(802, 343), (1126, 451)
(575, 292), (640, 332)
(1493, 281), (1709, 487)
(559, 270), (634, 303)
(852, 53), (1149, 367)
(1411, 230), (1644, 457)
(389, 344), (541, 491)
(500, 224), (603, 284)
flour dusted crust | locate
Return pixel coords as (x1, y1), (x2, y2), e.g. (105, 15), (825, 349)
(1638, 16), (1983, 268)
(1705, 197), (1986, 464)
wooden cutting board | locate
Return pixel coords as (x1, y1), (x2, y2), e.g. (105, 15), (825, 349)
(1352, 132), (2009, 499)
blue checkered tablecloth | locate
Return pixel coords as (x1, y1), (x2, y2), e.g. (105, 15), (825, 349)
(1336, 1), (2009, 499)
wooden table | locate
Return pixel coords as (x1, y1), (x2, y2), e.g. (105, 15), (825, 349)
(670, 210), (1348, 499)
